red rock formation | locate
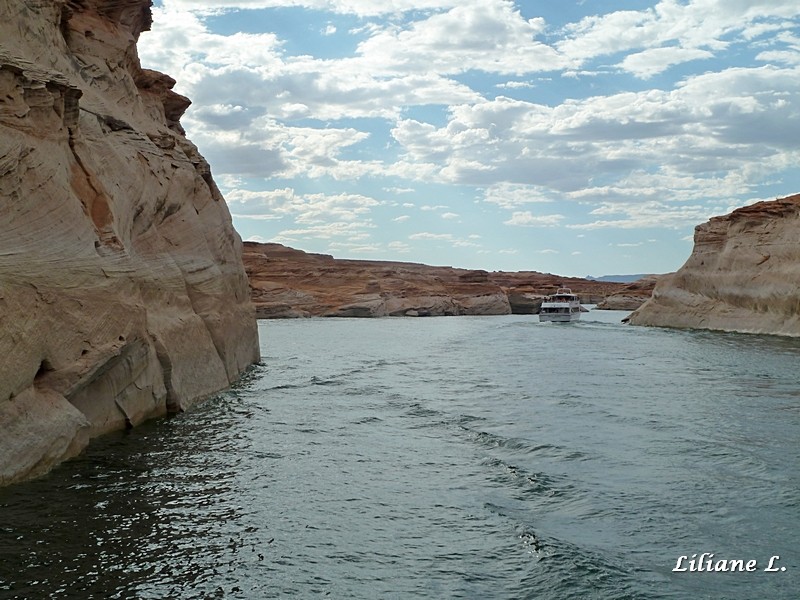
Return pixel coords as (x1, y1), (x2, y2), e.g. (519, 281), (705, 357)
(629, 193), (800, 335)
(595, 276), (657, 310)
(244, 242), (626, 318)
(0, 0), (259, 485)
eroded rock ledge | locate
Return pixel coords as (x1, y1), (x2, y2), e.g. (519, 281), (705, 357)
(0, 0), (260, 485)
(628, 193), (800, 335)
(596, 276), (659, 311)
(244, 242), (629, 318)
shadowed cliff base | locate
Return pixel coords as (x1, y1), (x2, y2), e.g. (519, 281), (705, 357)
(0, 0), (259, 486)
(629, 193), (800, 336)
(243, 242), (651, 318)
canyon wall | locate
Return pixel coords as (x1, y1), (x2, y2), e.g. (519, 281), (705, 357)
(628, 194), (800, 336)
(0, 0), (260, 485)
(595, 275), (658, 311)
(244, 242), (626, 318)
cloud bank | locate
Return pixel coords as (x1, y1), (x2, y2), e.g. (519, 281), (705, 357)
(139, 0), (800, 274)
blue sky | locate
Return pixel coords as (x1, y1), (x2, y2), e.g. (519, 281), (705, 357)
(140, 0), (800, 276)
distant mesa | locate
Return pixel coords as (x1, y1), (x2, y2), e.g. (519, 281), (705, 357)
(596, 275), (662, 311)
(243, 242), (653, 318)
(586, 274), (654, 283)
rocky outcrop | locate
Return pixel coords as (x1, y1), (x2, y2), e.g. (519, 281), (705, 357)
(244, 244), (511, 317)
(0, 1), (259, 485)
(244, 242), (626, 318)
(628, 194), (800, 335)
(595, 275), (657, 310)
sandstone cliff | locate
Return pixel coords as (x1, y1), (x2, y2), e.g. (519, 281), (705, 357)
(0, 0), (260, 485)
(628, 194), (800, 335)
(595, 275), (657, 310)
(244, 242), (624, 318)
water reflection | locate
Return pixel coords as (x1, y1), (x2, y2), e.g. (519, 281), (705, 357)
(0, 385), (263, 600)
(2, 318), (799, 600)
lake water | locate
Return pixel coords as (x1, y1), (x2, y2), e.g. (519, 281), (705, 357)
(1, 312), (799, 599)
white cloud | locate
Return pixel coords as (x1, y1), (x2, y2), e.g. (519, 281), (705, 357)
(388, 241), (412, 253)
(140, 0), (800, 274)
(139, 7), (283, 84)
(159, 0), (463, 17)
(408, 232), (480, 248)
(390, 65), (800, 215)
(568, 201), (714, 230)
(497, 81), (535, 89)
(757, 50), (800, 66)
(482, 183), (556, 209)
(327, 241), (381, 253)
(409, 232), (454, 240)
(143, 1), (800, 204)
(273, 221), (375, 244)
(226, 188), (382, 224)
(354, 2), (566, 76)
(142, 7), (483, 126)
(618, 46), (713, 79)
(504, 211), (564, 227)
(558, 0), (800, 72)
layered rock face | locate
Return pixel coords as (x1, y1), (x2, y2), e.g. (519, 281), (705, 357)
(629, 194), (800, 335)
(0, 1), (260, 485)
(244, 242), (625, 318)
(595, 276), (657, 311)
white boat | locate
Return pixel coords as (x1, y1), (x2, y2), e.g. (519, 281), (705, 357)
(539, 287), (582, 322)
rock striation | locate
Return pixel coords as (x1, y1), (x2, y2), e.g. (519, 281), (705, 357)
(628, 193), (800, 335)
(0, 0), (260, 485)
(595, 276), (657, 311)
(244, 242), (625, 318)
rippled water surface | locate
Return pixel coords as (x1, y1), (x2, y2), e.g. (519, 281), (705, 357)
(2, 312), (799, 599)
